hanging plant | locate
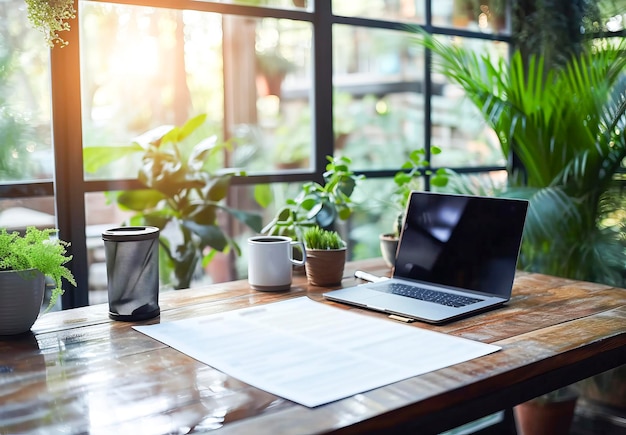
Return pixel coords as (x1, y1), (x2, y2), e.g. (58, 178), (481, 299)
(24, 0), (76, 47)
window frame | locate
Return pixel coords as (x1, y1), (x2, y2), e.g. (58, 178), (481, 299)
(3, 0), (513, 308)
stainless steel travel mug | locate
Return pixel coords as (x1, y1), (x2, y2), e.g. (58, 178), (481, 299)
(102, 226), (160, 321)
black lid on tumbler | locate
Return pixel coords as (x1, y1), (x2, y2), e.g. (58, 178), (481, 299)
(102, 226), (159, 242)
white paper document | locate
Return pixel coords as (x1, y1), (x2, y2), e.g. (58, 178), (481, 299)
(134, 297), (500, 407)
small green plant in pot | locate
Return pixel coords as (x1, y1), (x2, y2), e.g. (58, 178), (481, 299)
(380, 147), (449, 268)
(0, 226), (76, 335)
(302, 226), (346, 287)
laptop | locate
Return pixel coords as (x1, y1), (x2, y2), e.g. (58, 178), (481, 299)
(324, 191), (529, 324)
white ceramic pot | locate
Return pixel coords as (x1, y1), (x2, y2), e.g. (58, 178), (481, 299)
(0, 269), (45, 335)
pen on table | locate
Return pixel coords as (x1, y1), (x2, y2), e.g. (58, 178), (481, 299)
(354, 270), (389, 283)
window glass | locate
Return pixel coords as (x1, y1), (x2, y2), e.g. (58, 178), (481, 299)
(333, 25), (425, 171)
(84, 192), (134, 303)
(433, 0), (509, 34)
(0, 196), (58, 309)
(86, 182), (306, 294)
(199, 0), (310, 10)
(80, 3), (220, 180)
(0, 197), (56, 233)
(348, 177), (411, 260)
(81, 4), (313, 181)
(233, 17), (313, 173)
(333, 0), (425, 24)
(349, 170), (509, 264)
(429, 36), (509, 169)
(445, 170), (508, 197)
(0, 1), (53, 182)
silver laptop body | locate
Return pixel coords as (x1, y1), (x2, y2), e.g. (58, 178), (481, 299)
(324, 191), (529, 324)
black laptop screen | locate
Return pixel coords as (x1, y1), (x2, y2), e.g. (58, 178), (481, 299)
(394, 192), (528, 297)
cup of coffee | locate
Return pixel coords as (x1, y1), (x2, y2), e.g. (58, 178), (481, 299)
(248, 236), (306, 291)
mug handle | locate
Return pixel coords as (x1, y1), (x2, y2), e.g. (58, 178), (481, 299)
(289, 241), (306, 266)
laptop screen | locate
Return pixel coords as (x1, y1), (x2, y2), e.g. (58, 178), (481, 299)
(394, 192), (528, 297)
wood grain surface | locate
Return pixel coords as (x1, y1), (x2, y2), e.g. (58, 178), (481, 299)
(1, 258), (624, 434)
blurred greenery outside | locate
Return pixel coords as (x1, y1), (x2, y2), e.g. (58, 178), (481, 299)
(1, 0), (624, 292)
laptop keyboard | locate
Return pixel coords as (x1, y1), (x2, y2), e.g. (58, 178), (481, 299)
(382, 283), (483, 308)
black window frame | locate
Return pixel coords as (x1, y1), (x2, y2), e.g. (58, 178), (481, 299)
(1, 0), (513, 308)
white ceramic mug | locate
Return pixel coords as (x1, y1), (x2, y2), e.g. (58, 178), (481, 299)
(248, 236), (306, 291)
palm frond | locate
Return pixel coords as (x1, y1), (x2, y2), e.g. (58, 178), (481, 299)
(408, 28), (626, 285)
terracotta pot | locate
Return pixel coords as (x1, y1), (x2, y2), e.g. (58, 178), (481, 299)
(304, 248), (346, 287)
(0, 269), (45, 335)
(514, 397), (577, 435)
(379, 234), (398, 269)
(578, 366), (626, 411)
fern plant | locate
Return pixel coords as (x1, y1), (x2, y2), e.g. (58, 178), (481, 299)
(0, 226), (76, 311)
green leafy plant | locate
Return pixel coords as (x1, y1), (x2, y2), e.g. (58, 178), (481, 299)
(24, 0), (75, 47)
(0, 226), (76, 311)
(84, 114), (263, 289)
(410, 29), (626, 286)
(260, 155), (364, 241)
(303, 226), (345, 250)
(388, 147), (450, 237)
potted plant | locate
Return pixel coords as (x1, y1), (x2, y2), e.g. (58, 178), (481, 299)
(0, 226), (76, 335)
(514, 386), (579, 435)
(260, 155), (364, 243)
(379, 147), (449, 268)
(256, 50), (297, 97)
(302, 226), (346, 287)
(24, 0), (76, 47)
(408, 23), (626, 432)
(84, 114), (263, 289)
(409, 29), (626, 286)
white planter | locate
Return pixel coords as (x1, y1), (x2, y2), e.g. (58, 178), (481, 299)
(0, 269), (45, 335)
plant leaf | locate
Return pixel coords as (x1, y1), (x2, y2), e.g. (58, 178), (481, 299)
(83, 143), (144, 173)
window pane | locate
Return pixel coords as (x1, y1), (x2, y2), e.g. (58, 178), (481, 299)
(199, 0), (310, 10)
(0, 197), (56, 233)
(0, 196), (58, 309)
(81, 4), (312, 180)
(349, 177), (408, 260)
(84, 192), (134, 304)
(433, 0), (509, 35)
(80, 4), (224, 180)
(446, 170), (508, 197)
(430, 37), (509, 169)
(0, 1), (53, 182)
(333, 25), (425, 171)
(232, 17), (313, 173)
(333, 0), (426, 24)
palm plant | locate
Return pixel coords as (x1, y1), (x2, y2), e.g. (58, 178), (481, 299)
(411, 30), (626, 286)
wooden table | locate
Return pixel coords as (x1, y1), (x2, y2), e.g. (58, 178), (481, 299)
(1, 259), (624, 434)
